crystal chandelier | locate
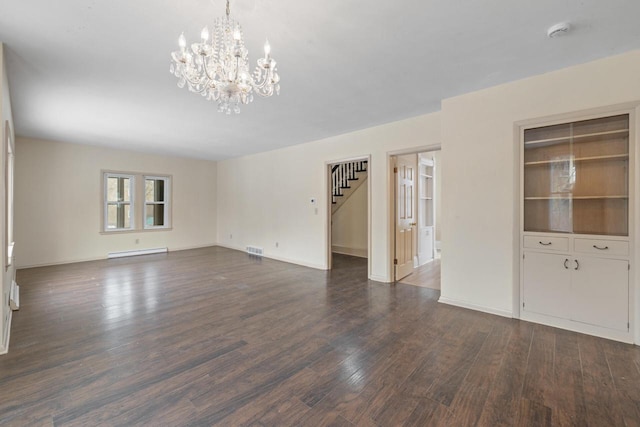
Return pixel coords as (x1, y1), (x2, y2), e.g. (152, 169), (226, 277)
(170, 0), (280, 114)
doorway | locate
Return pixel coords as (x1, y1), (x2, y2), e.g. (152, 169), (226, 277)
(391, 149), (441, 289)
(326, 157), (370, 274)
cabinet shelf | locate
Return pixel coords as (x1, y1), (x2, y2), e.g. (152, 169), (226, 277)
(524, 129), (629, 146)
(524, 154), (629, 166)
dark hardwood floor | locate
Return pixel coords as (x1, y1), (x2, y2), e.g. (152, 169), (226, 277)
(1, 247), (639, 426)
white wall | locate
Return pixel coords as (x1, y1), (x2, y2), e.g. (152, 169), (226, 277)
(440, 50), (640, 342)
(331, 176), (368, 258)
(1, 43), (16, 354)
(15, 138), (217, 268)
(217, 113), (441, 280)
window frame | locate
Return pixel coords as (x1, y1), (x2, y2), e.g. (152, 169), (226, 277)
(5, 120), (14, 270)
(101, 170), (172, 234)
(103, 172), (135, 232)
(143, 175), (171, 230)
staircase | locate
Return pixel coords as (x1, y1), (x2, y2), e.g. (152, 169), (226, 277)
(331, 160), (368, 213)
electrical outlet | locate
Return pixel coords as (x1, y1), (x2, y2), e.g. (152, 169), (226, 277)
(135, 238), (139, 244)
(230, 234), (233, 239)
(275, 242), (279, 248)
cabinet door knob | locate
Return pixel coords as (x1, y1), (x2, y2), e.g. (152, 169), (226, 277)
(539, 241), (552, 246)
(574, 259), (579, 270)
(593, 245), (609, 250)
(564, 259), (569, 269)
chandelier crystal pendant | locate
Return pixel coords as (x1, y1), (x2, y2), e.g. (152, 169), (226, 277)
(170, 0), (280, 114)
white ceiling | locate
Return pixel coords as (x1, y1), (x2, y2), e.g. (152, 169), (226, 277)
(1, 0), (640, 160)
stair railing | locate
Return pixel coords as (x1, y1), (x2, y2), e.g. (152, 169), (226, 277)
(331, 160), (368, 204)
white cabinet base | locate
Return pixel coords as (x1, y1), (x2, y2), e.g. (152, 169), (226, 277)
(523, 252), (571, 319)
(520, 310), (633, 344)
(571, 257), (628, 331)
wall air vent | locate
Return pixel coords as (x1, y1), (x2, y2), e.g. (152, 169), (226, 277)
(246, 246), (264, 256)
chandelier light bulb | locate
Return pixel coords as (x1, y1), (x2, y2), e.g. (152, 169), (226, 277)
(201, 27), (210, 42)
(178, 33), (186, 49)
(264, 39), (271, 58)
(233, 27), (242, 41)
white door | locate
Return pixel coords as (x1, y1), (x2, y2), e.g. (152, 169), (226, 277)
(571, 256), (628, 331)
(395, 155), (417, 281)
(523, 251), (571, 318)
(417, 155), (434, 265)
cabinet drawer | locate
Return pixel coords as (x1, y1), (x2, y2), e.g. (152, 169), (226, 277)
(523, 236), (569, 251)
(574, 238), (629, 256)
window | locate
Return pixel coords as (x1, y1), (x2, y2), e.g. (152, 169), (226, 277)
(102, 171), (171, 233)
(144, 176), (170, 229)
(104, 173), (134, 231)
(5, 120), (14, 269)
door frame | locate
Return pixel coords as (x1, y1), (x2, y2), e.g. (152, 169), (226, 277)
(325, 155), (372, 277)
(388, 145), (441, 282)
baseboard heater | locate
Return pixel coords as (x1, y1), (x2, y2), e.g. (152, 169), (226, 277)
(9, 280), (19, 311)
(108, 247), (168, 259)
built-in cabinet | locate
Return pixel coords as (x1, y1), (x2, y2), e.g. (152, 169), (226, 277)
(418, 155), (435, 265)
(520, 110), (634, 342)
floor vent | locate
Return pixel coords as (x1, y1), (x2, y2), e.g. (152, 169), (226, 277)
(108, 247), (168, 259)
(246, 245), (264, 256)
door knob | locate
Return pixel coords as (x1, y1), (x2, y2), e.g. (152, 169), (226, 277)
(410, 222), (417, 226)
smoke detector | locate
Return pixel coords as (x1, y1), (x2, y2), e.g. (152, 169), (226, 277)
(547, 22), (571, 38)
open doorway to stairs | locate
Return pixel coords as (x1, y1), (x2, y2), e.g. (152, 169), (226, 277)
(326, 157), (370, 274)
(391, 149), (441, 290)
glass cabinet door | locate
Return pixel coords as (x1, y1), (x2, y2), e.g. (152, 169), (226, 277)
(523, 114), (629, 236)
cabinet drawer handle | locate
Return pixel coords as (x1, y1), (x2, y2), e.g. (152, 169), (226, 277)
(593, 245), (609, 250)
(564, 259), (569, 269)
(539, 241), (552, 246)
(574, 259), (579, 270)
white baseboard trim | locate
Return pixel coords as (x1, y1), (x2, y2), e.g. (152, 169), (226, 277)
(369, 274), (391, 283)
(17, 255), (106, 269)
(108, 247), (168, 259)
(215, 243), (328, 270)
(438, 296), (513, 319)
(332, 245), (367, 258)
(0, 309), (13, 355)
(16, 243), (218, 269)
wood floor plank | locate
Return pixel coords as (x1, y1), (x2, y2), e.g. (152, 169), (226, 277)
(476, 321), (534, 427)
(579, 334), (627, 427)
(0, 247), (638, 426)
(444, 321), (513, 426)
(517, 398), (552, 427)
(607, 350), (640, 427)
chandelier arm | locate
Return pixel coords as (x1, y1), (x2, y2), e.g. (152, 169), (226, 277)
(180, 68), (209, 93)
(181, 72), (202, 88)
(201, 59), (217, 83)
